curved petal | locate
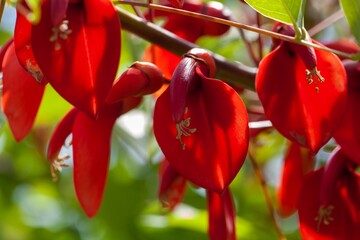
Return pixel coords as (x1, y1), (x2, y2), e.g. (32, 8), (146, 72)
(32, 0), (121, 116)
(0, 38), (13, 71)
(158, 159), (187, 211)
(2, 43), (45, 141)
(333, 61), (360, 164)
(154, 78), (249, 192)
(207, 189), (236, 240)
(14, 9), (45, 84)
(47, 108), (78, 160)
(256, 43), (347, 152)
(277, 143), (314, 217)
(72, 103), (122, 217)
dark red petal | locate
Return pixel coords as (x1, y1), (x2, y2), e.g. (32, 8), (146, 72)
(50, 0), (69, 25)
(154, 78), (249, 192)
(166, 0), (184, 8)
(47, 108), (78, 160)
(333, 61), (360, 164)
(14, 11), (46, 84)
(2, 43), (45, 141)
(277, 143), (314, 217)
(256, 43), (347, 152)
(73, 103), (122, 217)
(207, 189), (236, 240)
(32, 0), (121, 116)
(158, 159), (187, 211)
(298, 162), (360, 240)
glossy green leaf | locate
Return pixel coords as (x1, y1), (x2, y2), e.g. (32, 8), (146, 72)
(340, 0), (360, 45)
(244, 0), (305, 28)
(25, 0), (42, 24)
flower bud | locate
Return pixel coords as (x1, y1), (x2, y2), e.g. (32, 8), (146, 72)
(106, 61), (164, 103)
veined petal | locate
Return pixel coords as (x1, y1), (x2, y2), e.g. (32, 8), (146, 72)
(73, 103), (122, 217)
(154, 77), (249, 192)
(32, 0), (121, 116)
(207, 189), (236, 240)
(256, 43), (347, 152)
(2, 43), (45, 141)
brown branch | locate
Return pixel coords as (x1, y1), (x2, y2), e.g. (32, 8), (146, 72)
(116, 6), (257, 91)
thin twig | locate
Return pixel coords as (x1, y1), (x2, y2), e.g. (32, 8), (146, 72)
(248, 153), (286, 240)
(308, 9), (344, 37)
(116, 7), (257, 90)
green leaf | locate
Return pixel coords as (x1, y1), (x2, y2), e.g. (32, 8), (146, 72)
(340, 0), (360, 45)
(244, 0), (305, 29)
(25, 0), (42, 24)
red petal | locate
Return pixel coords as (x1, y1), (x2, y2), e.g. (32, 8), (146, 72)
(14, 11), (46, 84)
(256, 43), (347, 152)
(2, 43), (45, 141)
(0, 38), (13, 72)
(277, 142), (314, 217)
(154, 78), (249, 192)
(32, 0), (121, 116)
(50, 0), (69, 25)
(47, 108), (78, 160)
(207, 189), (236, 240)
(158, 159), (187, 211)
(298, 160), (360, 240)
(73, 103), (122, 217)
(333, 61), (360, 164)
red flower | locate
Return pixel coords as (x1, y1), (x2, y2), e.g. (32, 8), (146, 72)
(30, 0), (121, 116)
(158, 159), (236, 240)
(47, 62), (163, 217)
(256, 23), (347, 152)
(143, 1), (230, 80)
(298, 148), (360, 240)
(153, 48), (249, 192)
(158, 159), (187, 211)
(333, 60), (360, 164)
(1, 41), (45, 141)
(207, 188), (236, 240)
(277, 142), (314, 217)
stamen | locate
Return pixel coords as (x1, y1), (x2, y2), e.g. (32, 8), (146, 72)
(49, 19), (72, 51)
(50, 154), (70, 182)
(314, 205), (334, 232)
(306, 67), (325, 93)
(175, 108), (197, 150)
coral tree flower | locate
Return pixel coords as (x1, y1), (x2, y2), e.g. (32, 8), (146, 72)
(31, 0), (121, 116)
(153, 48), (249, 192)
(158, 159), (236, 240)
(333, 60), (360, 164)
(256, 23), (347, 152)
(47, 62), (163, 217)
(143, 1), (230, 80)
(298, 148), (360, 240)
(277, 142), (314, 217)
(1, 40), (45, 141)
